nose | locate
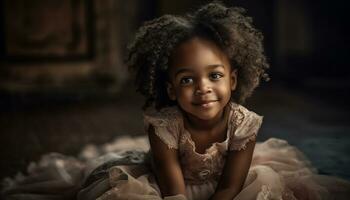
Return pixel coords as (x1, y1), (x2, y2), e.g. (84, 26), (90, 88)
(195, 78), (212, 95)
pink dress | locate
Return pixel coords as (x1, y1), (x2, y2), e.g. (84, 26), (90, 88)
(2, 102), (350, 200)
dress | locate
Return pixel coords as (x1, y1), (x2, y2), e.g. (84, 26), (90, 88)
(2, 102), (350, 200)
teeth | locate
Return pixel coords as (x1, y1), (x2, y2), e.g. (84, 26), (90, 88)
(193, 101), (217, 107)
(200, 102), (214, 107)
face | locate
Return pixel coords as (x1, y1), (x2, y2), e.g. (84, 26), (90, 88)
(167, 37), (237, 121)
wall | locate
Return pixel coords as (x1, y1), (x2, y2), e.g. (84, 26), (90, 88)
(0, 0), (140, 97)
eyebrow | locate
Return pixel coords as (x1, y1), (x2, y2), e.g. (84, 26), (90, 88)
(174, 64), (224, 78)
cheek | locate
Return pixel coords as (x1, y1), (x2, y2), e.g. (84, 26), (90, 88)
(216, 80), (233, 98)
(175, 86), (193, 99)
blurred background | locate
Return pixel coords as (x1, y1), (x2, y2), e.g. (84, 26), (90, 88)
(0, 0), (349, 182)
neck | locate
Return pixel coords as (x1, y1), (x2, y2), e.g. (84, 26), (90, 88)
(183, 105), (229, 132)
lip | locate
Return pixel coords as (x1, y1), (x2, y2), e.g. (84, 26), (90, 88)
(193, 100), (218, 107)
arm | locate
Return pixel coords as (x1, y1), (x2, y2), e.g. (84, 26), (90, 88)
(148, 125), (187, 197)
(210, 139), (256, 200)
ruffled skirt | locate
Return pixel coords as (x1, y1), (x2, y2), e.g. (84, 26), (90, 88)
(2, 137), (350, 200)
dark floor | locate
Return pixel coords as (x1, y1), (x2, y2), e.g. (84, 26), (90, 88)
(0, 81), (349, 182)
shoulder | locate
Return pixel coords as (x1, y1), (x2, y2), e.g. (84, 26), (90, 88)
(227, 102), (263, 151)
(143, 105), (182, 126)
(228, 102), (263, 129)
(143, 106), (183, 149)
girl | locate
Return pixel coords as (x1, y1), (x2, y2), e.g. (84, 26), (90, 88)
(125, 3), (269, 199)
(2, 2), (350, 200)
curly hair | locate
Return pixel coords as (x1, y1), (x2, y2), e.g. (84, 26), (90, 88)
(126, 2), (269, 110)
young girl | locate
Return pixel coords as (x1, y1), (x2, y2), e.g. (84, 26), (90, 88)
(2, 2), (350, 200)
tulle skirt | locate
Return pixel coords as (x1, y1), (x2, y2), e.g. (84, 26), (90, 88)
(2, 136), (350, 200)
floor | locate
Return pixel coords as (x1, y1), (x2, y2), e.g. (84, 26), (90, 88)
(0, 81), (349, 182)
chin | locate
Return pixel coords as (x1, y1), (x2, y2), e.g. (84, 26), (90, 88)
(191, 109), (221, 121)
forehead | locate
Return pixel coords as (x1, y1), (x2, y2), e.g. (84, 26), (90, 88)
(168, 37), (231, 75)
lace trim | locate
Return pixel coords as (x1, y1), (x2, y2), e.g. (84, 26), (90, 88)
(257, 185), (283, 200)
(143, 106), (180, 127)
(228, 103), (263, 151)
(230, 103), (245, 126)
(230, 133), (257, 151)
(182, 129), (225, 156)
(144, 106), (181, 149)
(153, 126), (178, 149)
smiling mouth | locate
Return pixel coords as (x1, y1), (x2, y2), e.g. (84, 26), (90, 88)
(193, 100), (218, 108)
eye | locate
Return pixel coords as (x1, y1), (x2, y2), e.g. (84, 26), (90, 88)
(209, 72), (223, 80)
(180, 77), (193, 85)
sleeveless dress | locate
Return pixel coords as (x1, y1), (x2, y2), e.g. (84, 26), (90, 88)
(2, 102), (350, 200)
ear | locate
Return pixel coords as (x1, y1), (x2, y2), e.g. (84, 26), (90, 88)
(230, 69), (237, 91)
(166, 82), (177, 101)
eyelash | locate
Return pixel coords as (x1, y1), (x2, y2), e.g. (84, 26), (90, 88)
(209, 72), (224, 80)
(179, 72), (224, 85)
(180, 77), (193, 85)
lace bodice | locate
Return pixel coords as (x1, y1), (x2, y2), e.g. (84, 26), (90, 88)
(143, 102), (263, 185)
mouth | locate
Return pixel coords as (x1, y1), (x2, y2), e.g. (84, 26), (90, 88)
(193, 100), (218, 108)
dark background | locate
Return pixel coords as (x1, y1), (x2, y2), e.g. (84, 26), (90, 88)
(0, 0), (349, 182)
